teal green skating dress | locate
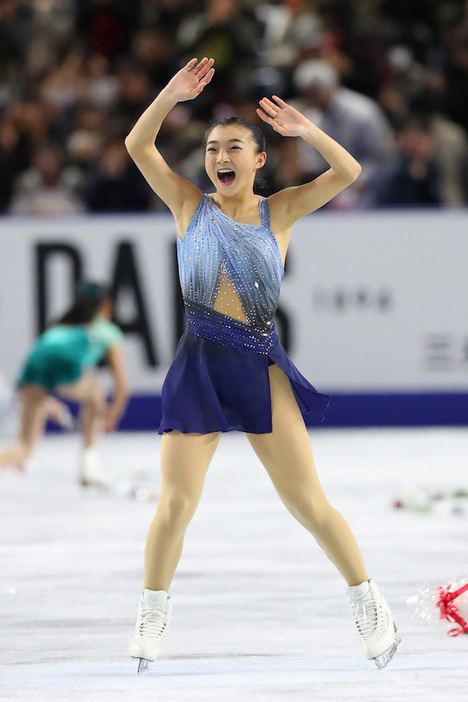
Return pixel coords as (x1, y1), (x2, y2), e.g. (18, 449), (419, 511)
(16, 318), (123, 390)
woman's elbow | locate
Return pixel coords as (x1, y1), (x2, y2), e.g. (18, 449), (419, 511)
(124, 134), (136, 155)
(347, 161), (362, 183)
(333, 161), (361, 186)
(124, 131), (145, 156)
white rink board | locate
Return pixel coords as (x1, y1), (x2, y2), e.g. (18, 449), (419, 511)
(1, 210), (467, 393)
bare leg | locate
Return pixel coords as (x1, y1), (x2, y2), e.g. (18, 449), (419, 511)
(0, 386), (48, 469)
(57, 375), (105, 448)
(43, 397), (74, 428)
(247, 365), (368, 587)
(144, 430), (221, 591)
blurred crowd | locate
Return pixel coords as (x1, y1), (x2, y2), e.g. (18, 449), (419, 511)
(1, 0), (468, 215)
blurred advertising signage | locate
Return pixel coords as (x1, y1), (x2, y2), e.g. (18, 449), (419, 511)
(0, 210), (467, 394)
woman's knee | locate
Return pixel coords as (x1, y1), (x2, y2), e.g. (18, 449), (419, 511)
(158, 491), (201, 529)
(90, 380), (105, 404)
(81, 380), (105, 411)
(283, 492), (331, 533)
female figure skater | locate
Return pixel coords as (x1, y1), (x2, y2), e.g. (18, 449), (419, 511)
(0, 282), (128, 487)
(125, 58), (400, 671)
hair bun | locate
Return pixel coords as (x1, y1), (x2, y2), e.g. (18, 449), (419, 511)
(76, 281), (109, 301)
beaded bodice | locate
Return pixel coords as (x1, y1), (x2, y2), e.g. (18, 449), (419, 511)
(177, 194), (284, 331)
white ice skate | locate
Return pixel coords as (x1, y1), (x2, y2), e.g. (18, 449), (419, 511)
(346, 579), (401, 669)
(77, 447), (109, 488)
(128, 589), (172, 674)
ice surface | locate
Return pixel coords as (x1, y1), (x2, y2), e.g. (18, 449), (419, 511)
(1, 428), (468, 701)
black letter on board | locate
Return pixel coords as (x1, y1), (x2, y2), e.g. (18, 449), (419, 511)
(36, 243), (82, 336)
(110, 241), (158, 367)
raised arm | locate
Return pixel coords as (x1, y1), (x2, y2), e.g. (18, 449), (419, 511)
(125, 58), (215, 234)
(257, 96), (362, 229)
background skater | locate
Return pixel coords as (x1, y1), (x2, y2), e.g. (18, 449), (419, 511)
(0, 281), (128, 487)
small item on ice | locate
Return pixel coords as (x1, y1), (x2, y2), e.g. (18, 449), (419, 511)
(393, 485), (467, 515)
(407, 577), (468, 636)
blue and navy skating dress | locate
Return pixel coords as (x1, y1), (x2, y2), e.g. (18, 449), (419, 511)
(159, 193), (329, 434)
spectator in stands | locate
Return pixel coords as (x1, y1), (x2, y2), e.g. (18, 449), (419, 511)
(85, 137), (152, 212)
(113, 63), (153, 133)
(429, 111), (468, 207)
(22, 0), (76, 75)
(1, 0), (468, 213)
(270, 137), (307, 190)
(38, 48), (87, 111)
(0, 0), (32, 90)
(373, 116), (442, 208)
(257, 0), (323, 73)
(293, 59), (394, 208)
(376, 34), (468, 206)
(5, 98), (58, 151)
(40, 50), (119, 112)
(9, 144), (84, 216)
(176, 0), (262, 107)
(66, 103), (108, 175)
(131, 28), (177, 91)
(315, 0), (392, 101)
(76, 0), (139, 60)
(437, 7), (468, 135)
(137, 0), (193, 38)
(0, 118), (30, 212)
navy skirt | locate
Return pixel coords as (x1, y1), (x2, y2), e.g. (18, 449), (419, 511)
(159, 309), (329, 435)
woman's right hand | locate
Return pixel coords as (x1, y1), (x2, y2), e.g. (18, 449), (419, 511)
(163, 57), (215, 103)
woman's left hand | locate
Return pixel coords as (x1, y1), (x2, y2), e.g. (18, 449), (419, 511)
(257, 96), (310, 138)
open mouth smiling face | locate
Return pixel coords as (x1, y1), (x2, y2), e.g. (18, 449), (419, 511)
(205, 126), (257, 191)
(204, 123), (266, 194)
(217, 168), (236, 186)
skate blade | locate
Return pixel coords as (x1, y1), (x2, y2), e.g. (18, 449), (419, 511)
(137, 658), (150, 674)
(374, 635), (401, 670)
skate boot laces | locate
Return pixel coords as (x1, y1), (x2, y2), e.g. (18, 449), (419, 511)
(128, 591), (172, 673)
(138, 599), (170, 642)
(349, 588), (388, 642)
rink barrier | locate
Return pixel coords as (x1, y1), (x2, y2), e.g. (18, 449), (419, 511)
(46, 391), (468, 432)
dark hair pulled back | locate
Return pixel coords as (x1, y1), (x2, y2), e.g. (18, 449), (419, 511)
(203, 116), (266, 154)
(58, 281), (111, 325)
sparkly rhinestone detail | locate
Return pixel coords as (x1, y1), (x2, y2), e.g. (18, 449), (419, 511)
(177, 194), (284, 347)
(185, 299), (278, 354)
